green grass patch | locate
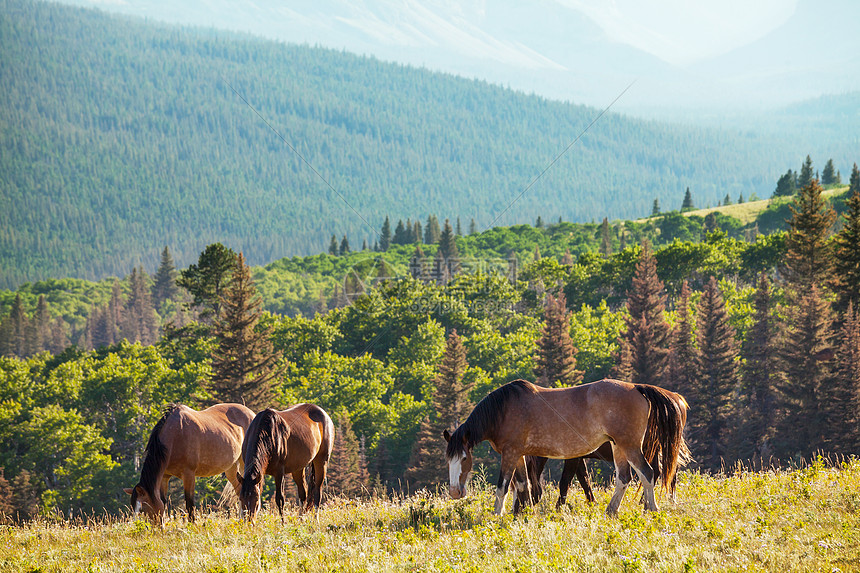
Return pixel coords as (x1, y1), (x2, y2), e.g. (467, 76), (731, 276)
(2, 461), (859, 572)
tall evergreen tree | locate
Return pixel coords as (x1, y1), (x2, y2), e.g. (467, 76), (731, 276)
(123, 267), (159, 345)
(33, 295), (51, 353)
(774, 169), (797, 197)
(434, 329), (472, 429)
(8, 294), (28, 357)
(651, 198), (660, 216)
(619, 242), (671, 386)
(210, 253), (282, 410)
(409, 245), (427, 281)
(380, 217), (392, 251)
(339, 235), (350, 256)
(535, 216), (544, 229)
(782, 179), (836, 289)
(177, 243), (238, 322)
(821, 158), (837, 185)
(329, 235), (339, 256)
(692, 277), (738, 471)
(469, 218), (477, 235)
(534, 292), (583, 387)
(830, 303), (860, 453)
(413, 220), (423, 244)
(666, 280), (697, 398)
(456, 217), (462, 236)
(326, 413), (370, 497)
(777, 284), (834, 457)
(404, 416), (445, 491)
(737, 274), (779, 461)
(599, 217), (612, 256)
(832, 178), (860, 312)
(681, 187), (694, 211)
(152, 246), (179, 308)
(424, 215), (441, 244)
(798, 155), (814, 189)
(437, 219), (460, 278)
(392, 219), (407, 245)
(723, 193), (732, 206)
(850, 163), (860, 195)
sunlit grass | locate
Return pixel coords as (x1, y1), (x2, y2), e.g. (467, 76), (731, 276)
(681, 185), (849, 225)
(2, 459), (859, 572)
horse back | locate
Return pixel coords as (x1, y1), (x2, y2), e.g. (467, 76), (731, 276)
(278, 403), (333, 472)
(162, 404), (252, 476)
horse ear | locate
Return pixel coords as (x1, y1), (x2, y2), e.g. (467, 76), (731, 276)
(134, 485), (147, 498)
(123, 487), (134, 495)
(443, 429), (451, 442)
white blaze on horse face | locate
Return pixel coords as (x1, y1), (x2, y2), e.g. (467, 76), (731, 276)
(448, 453), (466, 498)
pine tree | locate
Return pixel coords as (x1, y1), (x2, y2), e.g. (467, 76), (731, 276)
(152, 246), (179, 308)
(49, 318), (68, 355)
(830, 303), (860, 452)
(8, 294), (29, 358)
(123, 267), (159, 345)
(738, 193), (744, 204)
(425, 215), (441, 244)
(798, 155), (814, 189)
(681, 187), (694, 211)
(469, 218), (477, 235)
(409, 245), (427, 281)
(362, 238), (368, 251)
(437, 219), (460, 278)
(210, 253), (282, 410)
(821, 158), (837, 186)
(599, 217), (612, 256)
(33, 295), (51, 353)
(535, 216), (544, 229)
(777, 284), (833, 457)
(393, 220), (407, 245)
(832, 176), (860, 312)
(339, 235), (350, 256)
(177, 243), (238, 322)
(666, 280), (697, 398)
(456, 217), (462, 236)
(329, 235), (339, 256)
(738, 274), (779, 460)
(723, 193), (732, 206)
(434, 329), (472, 429)
(691, 277), (738, 471)
(413, 220), (423, 244)
(774, 169), (797, 197)
(619, 242), (670, 386)
(851, 163), (860, 195)
(380, 217), (392, 251)
(404, 416), (445, 491)
(534, 292), (583, 387)
(326, 414), (369, 497)
(651, 198), (660, 217)
(782, 179), (836, 289)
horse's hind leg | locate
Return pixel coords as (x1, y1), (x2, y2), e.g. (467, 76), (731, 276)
(182, 471), (196, 523)
(292, 468), (308, 510)
(309, 458), (326, 511)
(607, 446), (633, 516)
(569, 457), (595, 505)
(511, 460), (531, 515)
(627, 448), (658, 512)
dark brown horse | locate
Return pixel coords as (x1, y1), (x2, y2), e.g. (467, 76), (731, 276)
(124, 403), (255, 524)
(237, 403), (334, 521)
(512, 389), (691, 512)
(444, 379), (686, 516)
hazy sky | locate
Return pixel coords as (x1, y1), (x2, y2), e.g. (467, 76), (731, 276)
(560, 0), (799, 65)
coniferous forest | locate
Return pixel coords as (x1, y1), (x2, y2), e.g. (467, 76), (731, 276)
(1, 0), (857, 289)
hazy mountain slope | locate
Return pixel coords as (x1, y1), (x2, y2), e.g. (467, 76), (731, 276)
(0, 0), (844, 289)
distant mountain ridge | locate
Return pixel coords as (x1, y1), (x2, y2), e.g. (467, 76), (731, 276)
(0, 0), (855, 289)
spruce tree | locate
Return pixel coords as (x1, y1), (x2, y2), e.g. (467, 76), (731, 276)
(777, 284), (833, 457)
(681, 187), (694, 211)
(535, 216), (544, 229)
(404, 416), (445, 491)
(434, 329), (472, 429)
(393, 220), (407, 245)
(666, 280), (697, 398)
(798, 155), (814, 189)
(738, 274), (779, 460)
(821, 158), (837, 186)
(692, 277), (738, 471)
(413, 220), (423, 244)
(33, 295), (51, 353)
(469, 218), (477, 235)
(326, 414), (369, 497)
(425, 215), (441, 244)
(177, 243), (238, 322)
(599, 217), (612, 257)
(832, 178), (860, 312)
(651, 198), (660, 217)
(619, 242), (670, 387)
(362, 238), (368, 251)
(774, 169), (797, 197)
(456, 217), (462, 236)
(210, 253), (282, 410)
(152, 246), (179, 308)
(409, 245), (427, 281)
(339, 235), (350, 256)
(534, 293), (583, 387)
(380, 217), (392, 251)
(850, 163), (860, 195)
(437, 219), (460, 278)
(830, 303), (860, 453)
(123, 267), (159, 345)
(782, 179), (836, 289)
(8, 294), (28, 358)
(329, 235), (339, 256)
(723, 193), (732, 206)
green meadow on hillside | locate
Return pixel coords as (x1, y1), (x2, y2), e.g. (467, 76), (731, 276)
(2, 459), (858, 572)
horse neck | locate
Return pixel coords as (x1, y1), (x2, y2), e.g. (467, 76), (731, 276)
(138, 435), (168, 496)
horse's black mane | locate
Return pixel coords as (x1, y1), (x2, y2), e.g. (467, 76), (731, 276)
(445, 379), (536, 459)
(138, 404), (179, 496)
(241, 409), (285, 495)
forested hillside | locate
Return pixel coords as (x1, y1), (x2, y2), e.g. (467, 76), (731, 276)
(1, 0), (848, 289)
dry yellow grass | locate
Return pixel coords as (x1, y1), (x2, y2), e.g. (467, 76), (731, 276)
(679, 185), (849, 225)
(2, 459), (859, 572)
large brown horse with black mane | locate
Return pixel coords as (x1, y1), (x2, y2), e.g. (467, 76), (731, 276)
(512, 388), (691, 512)
(237, 403), (334, 521)
(124, 403), (255, 524)
(444, 379), (687, 516)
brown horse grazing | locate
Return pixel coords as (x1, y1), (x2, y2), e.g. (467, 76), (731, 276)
(512, 389), (691, 512)
(444, 379), (686, 516)
(124, 403), (255, 524)
(237, 403), (334, 522)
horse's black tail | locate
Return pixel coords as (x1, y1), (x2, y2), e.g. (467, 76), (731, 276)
(138, 404), (178, 500)
(636, 385), (685, 494)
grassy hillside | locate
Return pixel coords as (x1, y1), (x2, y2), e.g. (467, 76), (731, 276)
(681, 185), (850, 225)
(1, 0), (844, 289)
(2, 461), (858, 572)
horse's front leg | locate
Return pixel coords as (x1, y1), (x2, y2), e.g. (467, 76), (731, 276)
(181, 471), (196, 523)
(274, 473), (285, 522)
(494, 454), (521, 516)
